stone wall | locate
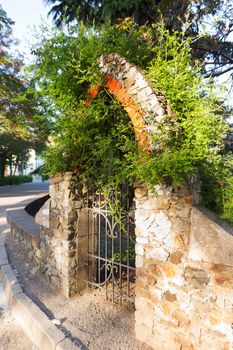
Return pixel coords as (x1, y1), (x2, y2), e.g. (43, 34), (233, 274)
(134, 185), (194, 350)
(8, 170), (233, 349)
(7, 207), (41, 264)
(134, 186), (233, 350)
(36, 172), (91, 297)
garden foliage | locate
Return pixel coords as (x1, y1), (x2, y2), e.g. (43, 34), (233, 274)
(0, 175), (32, 186)
(0, 5), (49, 178)
(31, 20), (233, 223)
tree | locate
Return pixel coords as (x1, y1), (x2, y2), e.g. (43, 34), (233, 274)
(0, 4), (14, 59)
(0, 5), (49, 176)
(43, 0), (188, 27)
(0, 5), (47, 136)
(0, 5), (31, 134)
(0, 132), (31, 177)
(0, 4), (14, 101)
(44, 0), (233, 78)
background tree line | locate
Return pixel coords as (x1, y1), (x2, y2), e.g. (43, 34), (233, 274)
(44, 0), (233, 79)
(0, 5), (48, 177)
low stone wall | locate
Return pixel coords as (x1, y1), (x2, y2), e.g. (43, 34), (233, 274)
(187, 206), (233, 349)
(7, 207), (41, 264)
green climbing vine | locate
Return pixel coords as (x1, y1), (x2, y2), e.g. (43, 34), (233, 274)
(31, 19), (233, 223)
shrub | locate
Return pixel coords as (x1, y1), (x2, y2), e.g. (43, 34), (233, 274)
(0, 175), (33, 186)
(31, 20), (233, 223)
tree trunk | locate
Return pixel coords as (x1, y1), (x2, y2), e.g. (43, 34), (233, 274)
(9, 159), (12, 176)
(0, 157), (7, 177)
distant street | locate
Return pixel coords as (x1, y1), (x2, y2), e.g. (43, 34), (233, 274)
(0, 181), (49, 350)
(0, 181), (49, 231)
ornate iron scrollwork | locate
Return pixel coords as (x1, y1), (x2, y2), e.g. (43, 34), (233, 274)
(86, 187), (136, 304)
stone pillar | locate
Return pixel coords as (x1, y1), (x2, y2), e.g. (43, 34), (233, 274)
(38, 172), (91, 297)
(134, 184), (194, 350)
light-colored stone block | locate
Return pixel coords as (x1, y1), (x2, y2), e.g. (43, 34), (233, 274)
(135, 255), (144, 268)
(146, 246), (170, 261)
(189, 206), (233, 266)
(135, 322), (151, 344)
(135, 244), (144, 256)
(0, 263), (22, 305)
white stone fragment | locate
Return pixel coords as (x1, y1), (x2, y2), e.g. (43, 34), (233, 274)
(146, 247), (170, 261)
(148, 95), (159, 108)
(135, 244), (144, 256)
(135, 209), (150, 223)
(52, 318), (61, 326)
(127, 84), (140, 95)
(148, 211), (172, 241)
(135, 255), (144, 268)
(154, 185), (173, 197)
(49, 184), (56, 198)
(136, 236), (148, 245)
(30, 266), (39, 274)
(36, 198), (51, 228)
(127, 66), (137, 79)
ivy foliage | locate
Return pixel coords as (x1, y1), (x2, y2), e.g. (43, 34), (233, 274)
(31, 21), (152, 113)
(136, 25), (229, 186)
(43, 92), (138, 189)
(31, 20), (233, 222)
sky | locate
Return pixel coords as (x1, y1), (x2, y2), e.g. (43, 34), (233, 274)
(0, 0), (52, 60)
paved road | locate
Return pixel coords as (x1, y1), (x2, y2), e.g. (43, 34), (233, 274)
(0, 181), (49, 350)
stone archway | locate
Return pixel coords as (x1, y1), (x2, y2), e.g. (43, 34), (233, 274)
(82, 53), (171, 304)
(87, 53), (169, 149)
(15, 53), (233, 350)
(36, 55), (195, 350)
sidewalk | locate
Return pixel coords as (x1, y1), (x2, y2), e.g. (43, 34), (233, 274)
(0, 182), (49, 350)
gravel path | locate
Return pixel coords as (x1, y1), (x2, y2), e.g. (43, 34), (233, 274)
(6, 238), (151, 350)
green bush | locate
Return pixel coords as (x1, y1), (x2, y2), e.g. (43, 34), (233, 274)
(41, 174), (49, 181)
(0, 175), (33, 186)
(31, 20), (233, 223)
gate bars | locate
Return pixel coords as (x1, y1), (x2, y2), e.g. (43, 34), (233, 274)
(85, 186), (136, 305)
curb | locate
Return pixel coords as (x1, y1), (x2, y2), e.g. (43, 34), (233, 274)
(0, 228), (79, 350)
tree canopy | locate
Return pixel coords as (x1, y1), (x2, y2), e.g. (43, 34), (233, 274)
(26, 2), (233, 222)
(31, 21), (233, 221)
(0, 5), (48, 176)
(44, 0), (233, 79)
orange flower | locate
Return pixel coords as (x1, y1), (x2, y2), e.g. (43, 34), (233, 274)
(89, 86), (100, 98)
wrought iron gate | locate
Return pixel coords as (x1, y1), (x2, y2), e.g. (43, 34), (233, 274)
(86, 186), (136, 304)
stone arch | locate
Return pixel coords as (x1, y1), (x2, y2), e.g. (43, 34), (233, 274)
(88, 53), (167, 149)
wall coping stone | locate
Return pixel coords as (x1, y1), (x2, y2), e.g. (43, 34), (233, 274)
(6, 206), (40, 248)
(189, 205), (233, 266)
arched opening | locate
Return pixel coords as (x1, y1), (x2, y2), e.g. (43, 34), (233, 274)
(82, 53), (166, 303)
(82, 88), (137, 304)
(87, 75), (150, 149)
